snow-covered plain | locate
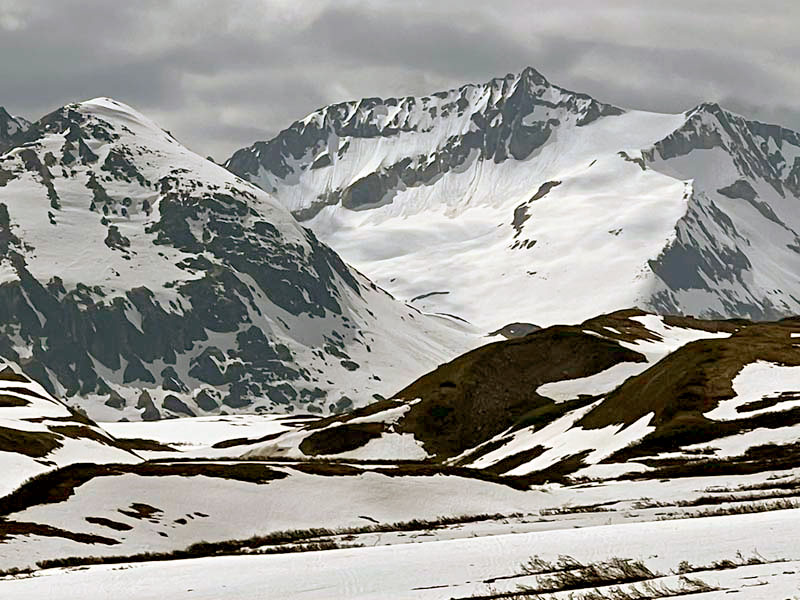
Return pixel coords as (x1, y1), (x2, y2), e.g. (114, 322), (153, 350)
(2, 508), (799, 599)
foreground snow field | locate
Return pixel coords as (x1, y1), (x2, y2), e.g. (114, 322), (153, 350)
(2, 509), (798, 599)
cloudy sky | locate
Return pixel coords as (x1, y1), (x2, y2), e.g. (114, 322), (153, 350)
(1, 0), (797, 159)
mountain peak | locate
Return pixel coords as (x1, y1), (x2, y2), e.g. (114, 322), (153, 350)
(519, 65), (549, 86)
(0, 106), (30, 153)
(0, 97), (475, 419)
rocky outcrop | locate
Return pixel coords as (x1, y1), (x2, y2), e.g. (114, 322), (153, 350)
(0, 107), (29, 155)
(225, 67), (624, 220)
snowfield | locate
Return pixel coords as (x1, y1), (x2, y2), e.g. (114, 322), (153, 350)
(2, 508), (799, 599)
(705, 360), (800, 421)
(0, 365), (139, 497)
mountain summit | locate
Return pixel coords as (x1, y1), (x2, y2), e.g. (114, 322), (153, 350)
(0, 106), (30, 154)
(226, 68), (800, 330)
(0, 98), (476, 420)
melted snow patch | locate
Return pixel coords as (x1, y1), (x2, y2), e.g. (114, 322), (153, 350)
(537, 361), (647, 403)
(705, 361), (800, 421)
(334, 432), (428, 461)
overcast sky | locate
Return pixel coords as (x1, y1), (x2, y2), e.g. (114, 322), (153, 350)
(1, 0), (798, 160)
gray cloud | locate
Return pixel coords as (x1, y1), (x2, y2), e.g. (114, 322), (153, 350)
(0, 0), (798, 159)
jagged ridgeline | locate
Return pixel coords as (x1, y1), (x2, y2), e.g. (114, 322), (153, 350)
(225, 67), (623, 219)
(0, 99), (474, 421)
(226, 67), (800, 329)
(0, 106), (30, 155)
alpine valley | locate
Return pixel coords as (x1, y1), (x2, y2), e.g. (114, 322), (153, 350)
(2, 68), (800, 600)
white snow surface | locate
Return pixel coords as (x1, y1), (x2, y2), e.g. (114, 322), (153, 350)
(0, 97), (481, 419)
(302, 109), (690, 330)
(102, 414), (307, 450)
(705, 361), (800, 421)
(235, 71), (800, 331)
(0, 363), (139, 497)
(2, 508), (798, 599)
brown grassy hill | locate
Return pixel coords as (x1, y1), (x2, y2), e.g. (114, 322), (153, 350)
(243, 309), (800, 482)
(391, 319), (647, 458)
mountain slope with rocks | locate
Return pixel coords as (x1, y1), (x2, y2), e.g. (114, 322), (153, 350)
(0, 98), (477, 421)
(226, 68), (800, 330)
(0, 107), (29, 155)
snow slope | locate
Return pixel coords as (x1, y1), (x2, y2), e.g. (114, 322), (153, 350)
(227, 68), (800, 330)
(0, 98), (478, 419)
(0, 364), (139, 497)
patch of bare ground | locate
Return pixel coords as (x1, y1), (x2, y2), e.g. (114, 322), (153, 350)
(0, 367), (33, 383)
(393, 320), (646, 459)
(49, 425), (116, 445)
(0, 462), (288, 516)
(736, 391), (800, 413)
(299, 422), (384, 455)
(118, 503), (162, 520)
(0, 386), (51, 401)
(0, 394), (29, 407)
(25, 513), (517, 571)
(116, 437), (176, 452)
(85, 516), (133, 531)
(212, 430), (284, 449)
(0, 520), (119, 546)
(0, 426), (62, 457)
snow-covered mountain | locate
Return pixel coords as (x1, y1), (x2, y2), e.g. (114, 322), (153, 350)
(0, 107), (30, 154)
(0, 98), (477, 420)
(226, 67), (800, 330)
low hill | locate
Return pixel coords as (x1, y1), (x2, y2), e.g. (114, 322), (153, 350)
(243, 309), (800, 482)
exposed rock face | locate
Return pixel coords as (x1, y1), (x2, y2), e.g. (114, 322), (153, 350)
(0, 107), (30, 155)
(225, 67), (624, 220)
(0, 98), (475, 420)
(226, 69), (800, 329)
(643, 103), (800, 320)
